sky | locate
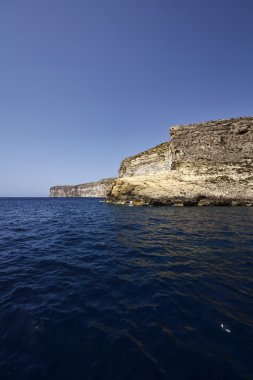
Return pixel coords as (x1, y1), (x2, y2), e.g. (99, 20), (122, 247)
(0, 0), (252, 196)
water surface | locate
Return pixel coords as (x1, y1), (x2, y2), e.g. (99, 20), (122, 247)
(0, 198), (252, 379)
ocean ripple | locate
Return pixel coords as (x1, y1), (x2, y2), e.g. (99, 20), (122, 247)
(0, 198), (252, 379)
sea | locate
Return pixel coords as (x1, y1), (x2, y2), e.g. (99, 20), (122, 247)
(0, 198), (252, 380)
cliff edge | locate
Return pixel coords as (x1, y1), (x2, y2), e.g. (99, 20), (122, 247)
(107, 117), (253, 206)
(50, 178), (115, 197)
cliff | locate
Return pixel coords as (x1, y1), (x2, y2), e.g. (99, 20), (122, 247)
(50, 178), (115, 198)
(107, 116), (253, 206)
(118, 142), (172, 177)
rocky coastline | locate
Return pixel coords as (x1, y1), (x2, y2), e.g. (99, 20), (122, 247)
(49, 178), (115, 198)
(107, 116), (253, 206)
(50, 116), (253, 206)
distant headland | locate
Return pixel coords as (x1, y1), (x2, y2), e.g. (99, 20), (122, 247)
(50, 178), (115, 198)
(50, 116), (253, 206)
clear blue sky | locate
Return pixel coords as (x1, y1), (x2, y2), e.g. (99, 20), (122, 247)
(0, 0), (252, 196)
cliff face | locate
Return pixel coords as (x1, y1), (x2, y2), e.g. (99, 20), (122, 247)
(169, 117), (253, 172)
(50, 178), (115, 197)
(118, 142), (172, 177)
(107, 117), (253, 206)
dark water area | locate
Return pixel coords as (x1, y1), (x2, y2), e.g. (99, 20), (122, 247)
(0, 198), (252, 380)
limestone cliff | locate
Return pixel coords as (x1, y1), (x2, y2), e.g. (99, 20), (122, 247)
(50, 178), (115, 198)
(118, 142), (172, 177)
(107, 117), (253, 206)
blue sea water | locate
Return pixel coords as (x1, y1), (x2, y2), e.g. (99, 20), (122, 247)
(0, 198), (252, 380)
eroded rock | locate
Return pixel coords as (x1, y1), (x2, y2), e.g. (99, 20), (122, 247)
(107, 117), (253, 206)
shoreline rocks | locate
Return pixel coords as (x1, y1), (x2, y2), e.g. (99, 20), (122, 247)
(107, 116), (253, 206)
(49, 116), (253, 206)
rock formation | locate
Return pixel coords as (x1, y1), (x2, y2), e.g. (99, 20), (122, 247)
(50, 178), (115, 198)
(107, 117), (253, 206)
(118, 142), (172, 178)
